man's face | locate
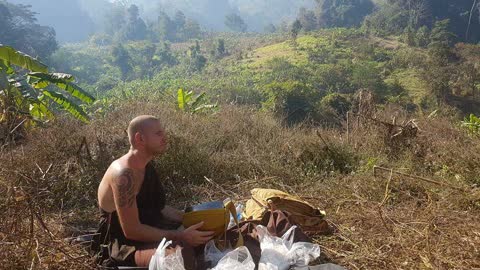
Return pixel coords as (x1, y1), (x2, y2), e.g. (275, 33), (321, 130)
(141, 120), (167, 155)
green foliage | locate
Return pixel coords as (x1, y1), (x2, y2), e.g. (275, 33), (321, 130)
(320, 93), (351, 117)
(462, 114), (480, 134)
(318, 0), (374, 28)
(429, 19), (456, 48)
(151, 11), (202, 42)
(182, 19), (203, 40)
(185, 41), (207, 72)
(415, 26), (430, 47)
(225, 13), (248, 32)
(297, 138), (358, 175)
(351, 61), (385, 94)
(120, 5), (147, 41)
(210, 39), (228, 60)
(290, 20), (303, 41)
(264, 23), (277, 33)
(364, 0), (480, 44)
(104, 4), (202, 43)
(89, 34), (113, 46)
(104, 3), (126, 36)
(0, 1), (58, 59)
(363, 2), (410, 36)
(297, 7), (318, 32)
(402, 25), (416, 46)
(177, 88), (217, 114)
(0, 45), (94, 124)
(27, 72), (94, 104)
(312, 63), (353, 93)
(43, 25), (479, 128)
(262, 80), (320, 124)
(152, 11), (176, 42)
(111, 43), (132, 80)
(0, 45), (48, 73)
(153, 42), (178, 67)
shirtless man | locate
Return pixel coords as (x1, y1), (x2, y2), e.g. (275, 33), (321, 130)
(96, 115), (214, 267)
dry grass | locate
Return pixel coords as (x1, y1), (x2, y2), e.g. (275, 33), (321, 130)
(1, 101), (479, 269)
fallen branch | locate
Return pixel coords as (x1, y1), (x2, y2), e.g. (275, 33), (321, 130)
(373, 166), (467, 192)
(203, 176), (238, 199)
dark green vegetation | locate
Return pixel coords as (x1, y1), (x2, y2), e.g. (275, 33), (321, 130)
(1, 0), (480, 269)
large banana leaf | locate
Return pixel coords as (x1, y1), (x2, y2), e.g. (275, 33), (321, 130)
(0, 59), (14, 75)
(8, 77), (39, 102)
(193, 104), (218, 113)
(0, 44), (48, 73)
(191, 92), (206, 109)
(42, 89), (89, 123)
(29, 100), (54, 120)
(177, 88), (192, 110)
(28, 72), (94, 104)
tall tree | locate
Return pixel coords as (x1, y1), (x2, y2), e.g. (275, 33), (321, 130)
(316, 0), (374, 28)
(0, 1), (57, 60)
(174, 10), (186, 30)
(291, 19), (303, 41)
(370, 0), (480, 43)
(297, 7), (318, 31)
(225, 13), (247, 32)
(105, 3), (126, 36)
(121, 4), (147, 41)
(154, 11), (176, 42)
(182, 19), (202, 40)
(111, 44), (132, 81)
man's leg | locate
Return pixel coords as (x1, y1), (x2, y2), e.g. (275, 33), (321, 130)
(134, 248), (156, 267)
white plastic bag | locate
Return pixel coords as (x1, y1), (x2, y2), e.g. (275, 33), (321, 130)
(204, 240), (232, 267)
(256, 225), (321, 270)
(148, 238), (185, 270)
(211, 246), (255, 270)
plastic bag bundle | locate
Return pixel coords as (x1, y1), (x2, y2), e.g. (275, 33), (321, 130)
(204, 240), (232, 267)
(211, 246), (255, 270)
(256, 225), (321, 270)
(148, 238), (185, 270)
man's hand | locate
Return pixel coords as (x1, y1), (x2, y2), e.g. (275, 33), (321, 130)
(180, 222), (215, 247)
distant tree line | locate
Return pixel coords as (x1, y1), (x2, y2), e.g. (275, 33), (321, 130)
(292, 0), (480, 44)
(102, 3), (203, 44)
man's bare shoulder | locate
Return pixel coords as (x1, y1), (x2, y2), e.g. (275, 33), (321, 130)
(102, 159), (138, 208)
(103, 158), (131, 181)
(98, 158), (133, 211)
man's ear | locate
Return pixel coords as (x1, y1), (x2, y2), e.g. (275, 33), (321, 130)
(134, 132), (144, 145)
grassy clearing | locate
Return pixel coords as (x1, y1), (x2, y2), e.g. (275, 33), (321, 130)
(1, 101), (479, 269)
(239, 35), (323, 68)
(385, 68), (429, 104)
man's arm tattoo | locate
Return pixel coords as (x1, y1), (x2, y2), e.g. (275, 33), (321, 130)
(115, 169), (135, 208)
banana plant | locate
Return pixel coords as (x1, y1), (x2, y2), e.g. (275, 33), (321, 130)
(177, 88), (217, 114)
(0, 44), (94, 124)
(461, 114), (480, 134)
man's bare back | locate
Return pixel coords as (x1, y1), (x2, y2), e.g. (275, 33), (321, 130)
(98, 156), (145, 213)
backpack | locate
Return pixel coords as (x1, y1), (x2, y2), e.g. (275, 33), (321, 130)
(244, 188), (333, 234)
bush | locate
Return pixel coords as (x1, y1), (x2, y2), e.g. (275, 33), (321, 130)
(320, 93), (352, 118)
(262, 80), (320, 124)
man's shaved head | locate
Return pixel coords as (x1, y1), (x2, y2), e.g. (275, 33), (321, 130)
(127, 115), (161, 146)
